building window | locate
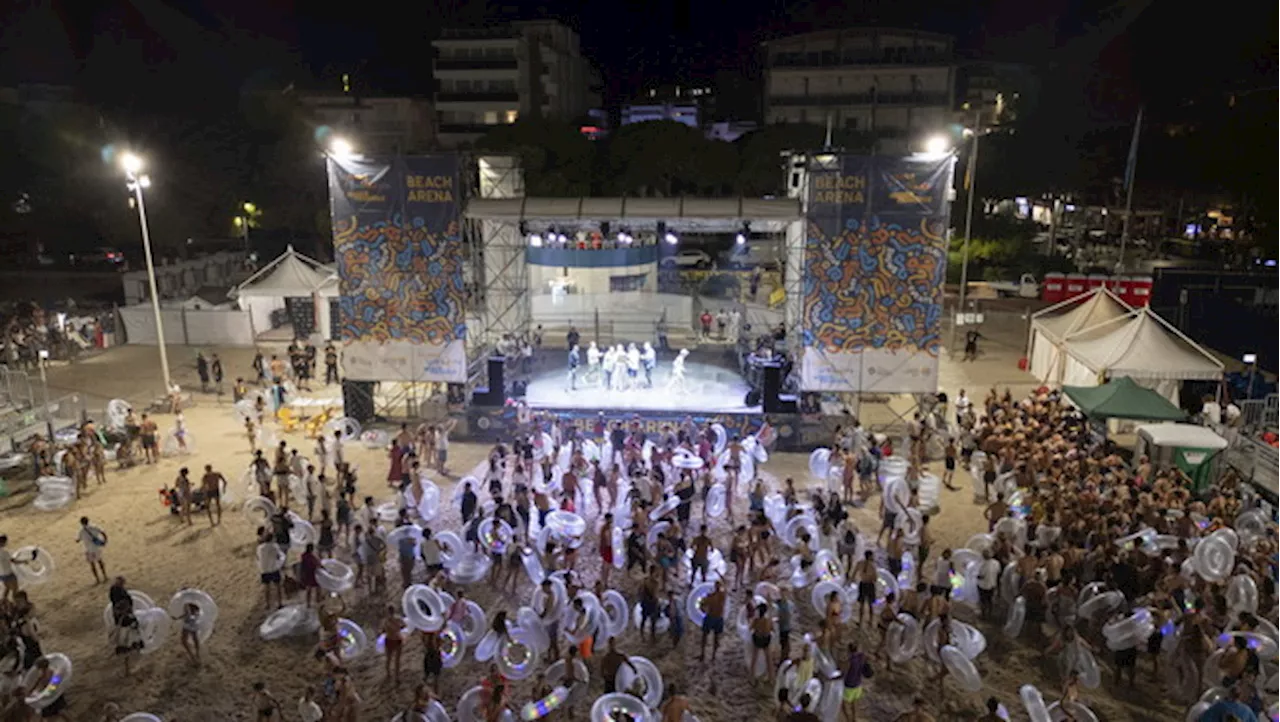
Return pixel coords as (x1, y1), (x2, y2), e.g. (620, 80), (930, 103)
(610, 274), (647, 292)
(483, 111), (501, 125)
(505, 110), (519, 124)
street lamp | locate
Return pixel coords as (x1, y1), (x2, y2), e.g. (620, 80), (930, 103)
(236, 201), (257, 249)
(923, 134), (953, 156)
(328, 136), (354, 160)
(120, 152), (173, 394)
(951, 123), (982, 357)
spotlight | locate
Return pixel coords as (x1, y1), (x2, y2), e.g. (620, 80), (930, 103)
(557, 233), (567, 244)
(735, 232), (746, 245)
(664, 232), (678, 245)
(923, 134), (952, 156)
(529, 233), (543, 247)
(617, 231), (627, 243)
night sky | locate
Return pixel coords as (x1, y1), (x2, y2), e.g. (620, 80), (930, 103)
(3, 0), (1274, 124)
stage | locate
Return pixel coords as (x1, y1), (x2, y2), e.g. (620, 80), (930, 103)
(523, 357), (756, 413)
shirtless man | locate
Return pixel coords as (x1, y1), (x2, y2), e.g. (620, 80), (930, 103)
(139, 413), (159, 465)
(853, 551), (878, 627)
(201, 464), (226, 525)
(699, 580), (727, 662)
(660, 684), (690, 722)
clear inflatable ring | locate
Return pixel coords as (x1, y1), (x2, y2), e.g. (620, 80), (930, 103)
(13, 546), (54, 585)
(614, 655), (663, 708)
(317, 559), (355, 594)
(591, 693), (650, 722)
(166, 588), (218, 642)
(402, 585), (446, 632)
(23, 653), (72, 710)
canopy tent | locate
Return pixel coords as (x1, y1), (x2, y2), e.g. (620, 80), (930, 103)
(1135, 423), (1228, 491)
(232, 246), (339, 340)
(1060, 306), (1224, 406)
(1028, 287), (1132, 384)
(1063, 376), (1186, 421)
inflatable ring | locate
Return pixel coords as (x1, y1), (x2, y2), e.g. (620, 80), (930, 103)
(965, 533), (995, 554)
(449, 554), (492, 585)
(387, 525), (423, 556)
(1047, 701), (1099, 722)
(1079, 590), (1124, 620)
(136, 607), (171, 654)
(334, 618), (368, 660)
(391, 702), (450, 722)
(672, 454), (704, 471)
(562, 593), (603, 644)
(479, 518), (515, 555)
(886, 613), (921, 664)
(1226, 575), (1259, 614)
(532, 577), (567, 624)
(1193, 535), (1234, 583)
(546, 510), (586, 538)
(1217, 631), (1279, 661)
(361, 429), (389, 449)
(522, 547), (547, 585)
(522, 685), (572, 721)
(102, 590), (157, 630)
(12, 546), (54, 585)
(459, 600), (488, 646)
(324, 417), (362, 442)
(546, 657), (591, 702)
(615, 656), (664, 708)
(166, 588), (218, 642)
(434, 531), (465, 567)
(1210, 527), (1240, 551)
(1003, 596), (1026, 638)
(475, 630), (502, 662)
(705, 484), (727, 518)
(458, 685), (513, 722)
(517, 607), (550, 653)
(402, 585), (446, 632)
(602, 590), (629, 638)
(439, 621), (466, 668)
(161, 430), (195, 456)
(1020, 684), (1051, 722)
(107, 399), (130, 428)
(610, 526), (626, 571)
(940, 644), (982, 692)
(686, 583), (715, 627)
(1102, 608), (1152, 645)
(317, 559), (355, 594)
(23, 653), (72, 710)
(783, 515), (819, 550)
(259, 604), (308, 641)
(243, 496), (277, 526)
(288, 516), (317, 549)
(497, 627), (541, 680)
(32, 489), (73, 512)
(591, 693), (650, 722)
(633, 602), (670, 634)
(1074, 647), (1101, 689)
(646, 521), (671, 550)
(121, 714), (164, 722)
(810, 580), (851, 623)
(648, 496), (681, 521)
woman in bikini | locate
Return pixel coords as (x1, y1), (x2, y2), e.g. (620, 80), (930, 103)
(382, 604), (406, 685)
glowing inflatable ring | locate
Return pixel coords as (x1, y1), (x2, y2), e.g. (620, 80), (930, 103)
(402, 585), (446, 632)
(12, 546), (54, 585)
(334, 618), (368, 660)
(439, 621), (466, 668)
(497, 626), (541, 680)
(615, 655), (664, 708)
(166, 588), (218, 642)
(479, 518), (515, 555)
(317, 559), (355, 594)
(522, 685), (571, 721)
(23, 653), (72, 710)
(591, 693), (650, 722)
(940, 644), (982, 692)
(243, 496), (277, 526)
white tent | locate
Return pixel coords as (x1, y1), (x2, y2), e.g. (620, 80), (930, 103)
(233, 246), (339, 339)
(1028, 287), (1132, 384)
(1060, 306), (1223, 405)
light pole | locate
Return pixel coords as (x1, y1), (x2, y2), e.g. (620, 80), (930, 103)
(236, 201), (257, 251)
(120, 152), (173, 394)
(954, 122), (980, 356)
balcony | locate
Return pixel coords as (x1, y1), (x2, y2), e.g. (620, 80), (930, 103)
(435, 92), (519, 103)
(438, 123), (496, 135)
(438, 27), (521, 40)
(434, 58), (519, 71)
(768, 91), (950, 107)
(770, 50), (950, 68)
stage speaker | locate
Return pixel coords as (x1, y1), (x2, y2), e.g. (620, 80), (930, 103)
(472, 355), (507, 407)
(745, 389), (762, 407)
(511, 379), (527, 398)
(341, 380), (376, 424)
(762, 362), (798, 414)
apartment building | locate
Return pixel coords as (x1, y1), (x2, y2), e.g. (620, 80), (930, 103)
(432, 21), (601, 147)
(297, 93), (436, 155)
(762, 28), (955, 153)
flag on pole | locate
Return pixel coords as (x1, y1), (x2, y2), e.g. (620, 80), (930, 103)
(1123, 107), (1144, 192)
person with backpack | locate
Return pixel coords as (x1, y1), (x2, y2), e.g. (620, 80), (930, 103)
(76, 516), (108, 584)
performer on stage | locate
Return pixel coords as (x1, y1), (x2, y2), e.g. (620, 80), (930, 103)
(667, 348), (689, 392)
(610, 345), (627, 391)
(626, 343), (641, 391)
(586, 341), (601, 386)
(567, 344), (581, 391)
(602, 344), (616, 390)
(641, 342), (656, 388)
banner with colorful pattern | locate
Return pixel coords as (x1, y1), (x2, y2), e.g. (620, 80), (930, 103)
(327, 155), (466, 382)
(801, 155), (956, 392)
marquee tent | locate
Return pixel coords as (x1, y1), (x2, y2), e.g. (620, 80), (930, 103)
(1063, 376), (1186, 421)
(1059, 306), (1223, 406)
(1028, 287), (1132, 384)
(233, 246), (339, 339)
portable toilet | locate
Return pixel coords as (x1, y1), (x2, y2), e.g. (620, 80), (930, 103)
(1042, 272), (1066, 303)
(1128, 275), (1154, 307)
(1108, 275), (1130, 302)
(1086, 273), (1108, 292)
(1064, 273), (1087, 299)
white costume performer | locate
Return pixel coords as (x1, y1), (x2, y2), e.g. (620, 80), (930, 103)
(667, 348), (689, 391)
(611, 345), (627, 390)
(625, 343), (641, 390)
(602, 345), (617, 390)
(641, 342), (656, 388)
(586, 341), (601, 385)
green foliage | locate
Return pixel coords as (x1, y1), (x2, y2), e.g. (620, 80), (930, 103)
(474, 119), (595, 196)
(734, 124), (874, 197)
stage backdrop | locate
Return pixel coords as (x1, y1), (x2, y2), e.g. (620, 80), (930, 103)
(327, 155), (466, 382)
(801, 155), (956, 392)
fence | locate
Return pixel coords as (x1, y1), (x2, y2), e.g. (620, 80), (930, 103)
(118, 305), (256, 346)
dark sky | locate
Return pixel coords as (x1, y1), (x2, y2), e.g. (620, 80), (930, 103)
(2, 0), (1276, 122)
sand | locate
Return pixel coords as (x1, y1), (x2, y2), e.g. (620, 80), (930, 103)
(0, 346), (1187, 721)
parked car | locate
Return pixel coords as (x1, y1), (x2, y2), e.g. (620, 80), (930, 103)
(661, 249), (713, 269)
(985, 273), (1041, 298)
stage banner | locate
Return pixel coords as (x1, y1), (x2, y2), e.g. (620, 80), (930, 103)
(801, 154), (956, 392)
(327, 155), (466, 382)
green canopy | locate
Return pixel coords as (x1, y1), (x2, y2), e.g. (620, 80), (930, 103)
(1063, 376), (1187, 421)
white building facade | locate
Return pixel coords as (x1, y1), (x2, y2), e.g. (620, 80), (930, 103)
(432, 21), (601, 147)
(763, 28), (955, 153)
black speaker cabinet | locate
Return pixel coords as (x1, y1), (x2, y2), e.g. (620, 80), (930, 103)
(472, 355), (507, 407)
(762, 362), (798, 414)
(341, 380), (375, 423)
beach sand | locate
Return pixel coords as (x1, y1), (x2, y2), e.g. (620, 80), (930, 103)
(0, 348), (1186, 721)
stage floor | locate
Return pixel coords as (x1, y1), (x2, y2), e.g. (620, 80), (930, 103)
(524, 359), (756, 413)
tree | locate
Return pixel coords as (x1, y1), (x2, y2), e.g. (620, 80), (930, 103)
(474, 119), (595, 196)
(603, 121), (712, 197)
(733, 124), (873, 198)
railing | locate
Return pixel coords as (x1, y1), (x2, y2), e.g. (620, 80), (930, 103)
(1239, 394), (1278, 432)
(1224, 431), (1279, 506)
(769, 91), (950, 106)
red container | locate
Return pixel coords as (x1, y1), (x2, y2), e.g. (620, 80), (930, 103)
(1108, 275), (1130, 301)
(1042, 272), (1066, 303)
(1085, 274), (1108, 291)
(1064, 273), (1087, 299)
(1128, 275), (1153, 307)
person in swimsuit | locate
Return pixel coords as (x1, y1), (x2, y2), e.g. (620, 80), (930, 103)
(201, 464), (226, 525)
(421, 629), (443, 690)
(138, 413), (158, 464)
(853, 551), (878, 627)
(383, 604), (406, 685)
(699, 580), (727, 662)
(749, 602), (774, 681)
(172, 601), (202, 664)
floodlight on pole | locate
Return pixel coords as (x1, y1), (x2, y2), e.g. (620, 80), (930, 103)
(329, 137), (354, 159)
(120, 152), (144, 175)
(923, 135), (952, 156)
(119, 151), (173, 394)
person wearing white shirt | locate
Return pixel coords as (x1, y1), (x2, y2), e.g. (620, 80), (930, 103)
(436, 418), (456, 475)
(955, 389), (972, 425)
(1201, 395), (1222, 426)
(298, 687), (324, 722)
(976, 549), (1001, 621)
(0, 535), (25, 603)
(76, 516), (109, 584)
(257, 539), (285, 609)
